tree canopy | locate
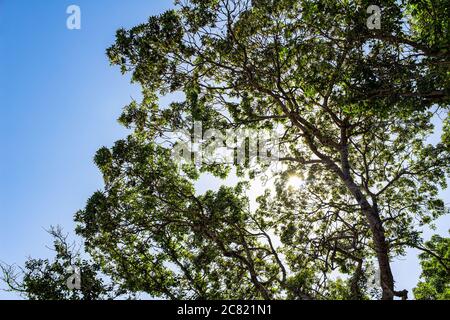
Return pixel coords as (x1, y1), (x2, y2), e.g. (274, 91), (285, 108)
(413, 232), (450, 300)
(2, 0), (449, 300)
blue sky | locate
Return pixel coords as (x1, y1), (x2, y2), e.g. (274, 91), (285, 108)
(0, 0), (448, 300)
(0, 0), (173, 299)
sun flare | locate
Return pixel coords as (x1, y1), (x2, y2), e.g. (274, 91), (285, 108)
(287, 175), (305, 189)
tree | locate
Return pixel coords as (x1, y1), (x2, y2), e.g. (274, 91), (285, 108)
(0, 227), (120, 300)
(413, 233), (450, 300)
(2, 0), (449, 300)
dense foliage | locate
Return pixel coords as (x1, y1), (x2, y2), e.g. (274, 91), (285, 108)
(413, 233), (450, 300)
(2, 0), (449, 300)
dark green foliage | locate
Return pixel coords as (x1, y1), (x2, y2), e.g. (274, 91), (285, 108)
(414, 233), (450, 300)
(1, 227), (117, 300)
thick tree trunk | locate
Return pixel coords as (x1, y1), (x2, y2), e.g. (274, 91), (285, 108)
(343, 178), (395, 299)
(364, 207), (395, 300)
(336, 129), (396, 300)
(302, 132), (398, 299)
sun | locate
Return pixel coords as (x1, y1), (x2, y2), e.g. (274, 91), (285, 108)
(287, 175), (305, 189)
